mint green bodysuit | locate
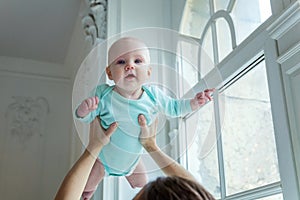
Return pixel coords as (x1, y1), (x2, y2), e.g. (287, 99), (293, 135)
(77, 84), (192, 176)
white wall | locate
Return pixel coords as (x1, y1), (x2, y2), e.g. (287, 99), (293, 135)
(108, 0), (185, 34)
(0, 2), (91, 199)
(64, 1), (95, 164)
(0, 57), (72, 200)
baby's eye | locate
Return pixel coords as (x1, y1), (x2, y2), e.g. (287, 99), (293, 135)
(135, 58), (143, 64)
(116, 59), (125, 65)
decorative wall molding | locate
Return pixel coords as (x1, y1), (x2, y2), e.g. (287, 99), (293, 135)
(0, 69), (71, 83)
(277, 41), (300, 64)
(0, 56), (71, 82)
(267, 0), (300, 39)
(5, 97), (49, 143)
(81, 0), (107, 45)
(280, 61), (300, 197)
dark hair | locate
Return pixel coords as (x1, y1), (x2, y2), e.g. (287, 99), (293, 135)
(133, 176), (216, 200)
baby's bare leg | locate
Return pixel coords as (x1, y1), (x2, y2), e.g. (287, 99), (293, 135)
(125, 159), (148, 188)
(82, 158), (105, 200)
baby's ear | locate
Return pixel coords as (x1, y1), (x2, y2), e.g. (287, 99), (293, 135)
(106, 66), (113, 80)
(147, 66), (152, 77)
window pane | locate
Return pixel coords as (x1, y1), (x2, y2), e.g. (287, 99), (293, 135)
(180, 0), (272, 62)
(216, 18), (232, 61)
(177, 37), (215, 93)
(221, 60), (280, 195)
(180, 0), (210, 38)
(201, 27), (214, 78)
(186, 101), (221, 198)
(230, 0), (271, 44)
(215, 0), (230, 11)
(177, 40), (200, 95)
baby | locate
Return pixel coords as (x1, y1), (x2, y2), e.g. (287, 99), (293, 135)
(75, 37), (214, 199)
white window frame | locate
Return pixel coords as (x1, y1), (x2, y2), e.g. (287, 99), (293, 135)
(178, 0), (300, 199)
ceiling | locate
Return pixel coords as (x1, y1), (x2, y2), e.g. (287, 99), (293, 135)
(0, 0), (81, 64)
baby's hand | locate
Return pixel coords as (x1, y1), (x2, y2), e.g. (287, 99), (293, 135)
(190, 88), (215, 111)
(76, 96), (99, 118)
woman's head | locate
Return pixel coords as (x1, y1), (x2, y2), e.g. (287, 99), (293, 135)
(133, 176), (216, 200)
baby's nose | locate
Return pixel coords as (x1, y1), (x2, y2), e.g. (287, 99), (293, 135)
(125, 64), (134, 71)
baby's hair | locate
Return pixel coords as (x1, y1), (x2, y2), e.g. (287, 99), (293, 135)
(108, 37), (150, 65)
(111, 37), (148, 47)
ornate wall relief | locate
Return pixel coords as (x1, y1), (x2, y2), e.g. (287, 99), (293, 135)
(82, 0), (107, 45)
(5, 96), (49, 143)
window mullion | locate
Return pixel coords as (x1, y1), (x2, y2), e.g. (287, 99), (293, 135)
(227, 0), (236, 12)
(177, 42), (189, 169)
(211, 1), (225, 199)
(213, 91), (227, 199)
(209, 0), (220, 65)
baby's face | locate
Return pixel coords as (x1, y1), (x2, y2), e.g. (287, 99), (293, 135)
(106, 38), (151, 92)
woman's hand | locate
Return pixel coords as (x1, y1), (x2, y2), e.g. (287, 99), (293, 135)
(87, 117), (117, 155)
(138, 114), (158, 152)
(138, 114), (196, 182)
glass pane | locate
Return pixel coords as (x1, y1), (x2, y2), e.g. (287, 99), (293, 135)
(180, 0), (210, 38)
(258, 193), (283, 200)
(177, 40), (200, 96)
(221, 60), (280, 195)
(201, 27), (214, 78)
(216, 18), (232, 61)
(186, 101), (221, 198)
(230, 0), (272, 44)
(180, 0), (272, 63)
(215, 0), (230, 11)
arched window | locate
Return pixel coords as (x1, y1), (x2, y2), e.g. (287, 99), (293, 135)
(176, 0), (296, 199)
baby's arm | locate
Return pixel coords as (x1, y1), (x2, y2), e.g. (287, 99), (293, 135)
(190, 88), (215, 111)
(76, 96), (99, 118)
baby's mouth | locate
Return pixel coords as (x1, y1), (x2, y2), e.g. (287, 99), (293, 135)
(125, 74), (136, 79)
